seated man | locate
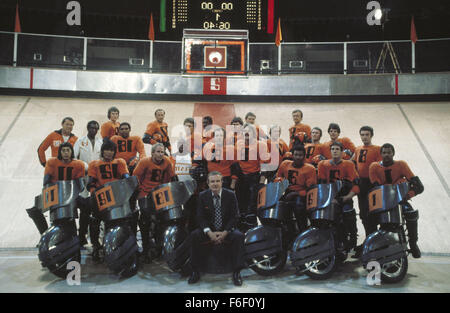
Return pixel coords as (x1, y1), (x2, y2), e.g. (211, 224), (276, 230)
(369, 143), (424, 258)
(188, 171), (245, 287)
(27, 142), (85, 235)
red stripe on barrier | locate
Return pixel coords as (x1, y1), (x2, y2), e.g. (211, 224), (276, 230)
(395, 74), (399, 95)
(30, 68), (34, 89)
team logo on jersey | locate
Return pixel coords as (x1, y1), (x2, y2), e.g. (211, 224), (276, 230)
(53, 140), (62, 147)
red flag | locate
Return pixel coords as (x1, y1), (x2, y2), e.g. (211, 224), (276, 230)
(14, 3), (21, 33)
(410, 16), (418, 44)
(148, 13), (155, 41)
(275, 18), (282, 47)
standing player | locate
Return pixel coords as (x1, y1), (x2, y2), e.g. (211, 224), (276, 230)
(245, 112), (267, 140)
(322, 123), (356, 160)
(352, 126), (382, 254)
(143, 109), (171, 154)
(111, 122), (146, 175)
(276, 145), (317, 232)
(289, 109), (311, 151)
(73, 121), (103, 248)
(37, 117), (78, 167)
(318, 142), (360, 252)
(304, 127), (327, 167)
(100, 106), (120, 140)
(87, 140), (130, 260)
(27, 142), (85, 236)
(133, 143), (176, 263)
(369, 143), (424, 258)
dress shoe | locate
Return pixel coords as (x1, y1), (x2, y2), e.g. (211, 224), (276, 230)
(232, 271), (243, 287)
(188, 271), (201, 284)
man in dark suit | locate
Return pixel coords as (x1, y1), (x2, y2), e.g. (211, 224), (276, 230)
(188, 171), (246, 286)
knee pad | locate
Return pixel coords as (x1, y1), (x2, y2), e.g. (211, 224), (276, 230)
(403, 207), (419, 222)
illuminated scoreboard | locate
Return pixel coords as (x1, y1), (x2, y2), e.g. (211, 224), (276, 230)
(169, 0), (273, 33)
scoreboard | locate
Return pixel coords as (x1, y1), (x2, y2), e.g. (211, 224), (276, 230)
(169, 0), (273, 33)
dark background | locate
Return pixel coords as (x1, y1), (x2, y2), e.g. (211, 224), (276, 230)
(0, 0), (449, 42)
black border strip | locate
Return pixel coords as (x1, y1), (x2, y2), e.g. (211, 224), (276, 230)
(1, 88), (450, 103)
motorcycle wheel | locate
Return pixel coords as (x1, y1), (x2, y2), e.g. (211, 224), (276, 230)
(249, 250), (287, 276)
(304, 254), (336, 280)
(380, 256), (408, 284)
(48, 252), (81, 279)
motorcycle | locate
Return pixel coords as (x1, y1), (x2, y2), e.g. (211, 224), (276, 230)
(290, 181), (351, 280)
(91, 176), (139, 277)
(36, 178), (85, 278)
(361, 182), (410, 284)
(244, 180), (299, 276)
(139, 178), (196, 275)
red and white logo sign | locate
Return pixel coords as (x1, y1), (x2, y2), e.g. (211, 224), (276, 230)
(204, 46), (227, 68)
(203, 77), (227, 95)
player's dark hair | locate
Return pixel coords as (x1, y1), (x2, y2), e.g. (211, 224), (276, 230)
(245, 112), (256, 120)
(292, 144), (306, 154)
(101, 139), (117, 158)
(312, 127), (323, 138)
(330, 141), (343, 151)
(119, 122), (131, 130)
(203, 116), (213, 126)
(61, 117), (74, 125)
(381, 143), (395, 155)
(360, 126), (374, 137)
(183, 117), (194, 126)
(57, 142), (75, 160)
(231, 117), (243, 125)
(87, 120), (99, 129)
(328, 123), (341, 134)
(107, 106), (119, 119)
(292, 109), (303, 118)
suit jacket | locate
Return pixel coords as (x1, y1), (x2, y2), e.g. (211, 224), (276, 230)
(197, 188), (239, 232)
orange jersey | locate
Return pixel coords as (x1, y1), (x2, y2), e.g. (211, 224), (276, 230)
(110, 135), (146, 163)
(144, 120), (171, 151)
(267, 138), (290, 165)
(202, 142), (236, 177)
(322, 137), (356, 160)
(354, 145), (382, 178)
(44, 158), (85, 183)
(369, 160), (416, 198)
(289, 123), (311, 148)
(100, 120), (120, 139)
(304, 143), (326, 165)
(88, 158), (129, 189)
(37, 130), (78, 166)
(236, 140), (271, 175)
(276, 161), (317, 196)
(133, 156), (175, 196)
(318, 160), (360, 194)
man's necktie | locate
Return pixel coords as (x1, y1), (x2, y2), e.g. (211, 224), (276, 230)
(213, 194), (222, 230)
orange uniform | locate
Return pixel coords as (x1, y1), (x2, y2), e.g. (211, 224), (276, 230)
(322, 137), (356, 160)
(110, 135), (146, 164)
(267, 138), (290, 165)
(133, 156), (175, 197)
(100, 120), (120, 139)
(144, 121), (171, 152)
(236, 140), (271, 175)
(289, 123), (311, 149)
(202, 142), (236, 177)
(304, 143), (327, 165)
(369, 160), (416, 198)
(353, 145), (382, 178)
(37, 130), (78, 166)
(44, 158), (85, 183)
(88, 158), (129, 190)
(276, 161), (317, 196)
(318, 160), (360, 194)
